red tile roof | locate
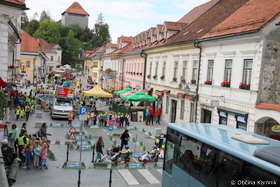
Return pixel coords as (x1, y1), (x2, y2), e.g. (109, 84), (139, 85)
(36, 38), (56, 51)
(1, 0), (28, 9)
(165, 0), (249, 45)
(255, 102), (280, 112)
(178, 0), (220, 24)
(118, 36), (133, 43)
(62, 2), (89, 16)
(164, 21), (186, 31)
(201, 0), (280, 39)
(21, 31), (39, 52)
(85, 48), (99, 59)
(108, 44), (118, 48)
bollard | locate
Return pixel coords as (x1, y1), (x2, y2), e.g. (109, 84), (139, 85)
(109, 169), (112, 187)
(91, 144), (95, 163)
(77, 169), (81, 187)
(66, 144), (69, 162)
(8, 158), (21, 186)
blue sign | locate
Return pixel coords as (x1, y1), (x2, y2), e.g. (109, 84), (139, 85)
(67, 162), (82, 167)
(132, 153), (143, 157)
(52, 123), (62, 127)
(90, 126), (100, 129)
(135, 141), (140, 146)
(128, 163), (142, 168)
(79, 107), (88, 115)
(80, 146), (92, 150)
(157, 163), (163, 168)
(126, 126), (135, 130)
(76, 136), (86, 140)
(107, 76), (111, 79)
(73, 124), (80, 128)
(108, 126), (114, 131)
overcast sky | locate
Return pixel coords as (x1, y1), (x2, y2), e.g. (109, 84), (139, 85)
(25, 0), (210, 43)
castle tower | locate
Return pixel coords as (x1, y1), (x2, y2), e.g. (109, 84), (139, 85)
(61, 2), (89, 28)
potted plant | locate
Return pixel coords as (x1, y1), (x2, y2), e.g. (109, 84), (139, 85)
(153, 75), (157, 79)
(239, 82), (250, 90)
(181, 78), (186, 83)
(221, 81), (230, 87)
(0, 77), (8, 120)
(173, 77), (177, 81)
(160, 75), (165, 80)
(204, 80), (212, 85)
(191, 79), (196, 84)
(147, 75), (151, 79)
(140, 73), (142, 76)
(105, 68), (111, 74)
(136, 72), (139, 75)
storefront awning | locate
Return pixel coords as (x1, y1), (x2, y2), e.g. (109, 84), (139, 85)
(155, 90), (163, 96)
(177, 93), (185, 98)
(162, 90), (170, 94)
(185, 93), (196, 101)
(217, 106), (248, 117)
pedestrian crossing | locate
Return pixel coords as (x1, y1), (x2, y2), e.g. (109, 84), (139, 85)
(118, 168), (162, 186)
(49, 141), (71, 145)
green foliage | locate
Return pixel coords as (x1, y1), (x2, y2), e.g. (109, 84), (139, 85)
(91, 13), (111, 47)
(25, 19), (39, 36)
(39, 10), (52, 22)
(0, 91), (8, 119)
(33, 20), (61, 43)
(21, 12), (29, 30)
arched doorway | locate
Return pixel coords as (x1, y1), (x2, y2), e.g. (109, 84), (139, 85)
(255, 117), (280, 140)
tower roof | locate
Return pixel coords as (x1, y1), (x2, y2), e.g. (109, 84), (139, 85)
(62, 2), (89, 16)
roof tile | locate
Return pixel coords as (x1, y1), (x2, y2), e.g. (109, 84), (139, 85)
(62, 2), (89, 16)
(255, 102), (280, 112)
(21, 31), (39, 52)
(1, 0), (26, 6)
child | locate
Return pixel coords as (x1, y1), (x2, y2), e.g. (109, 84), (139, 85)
(15, 106), (21, 121)
(103, 113), (108, 127)
(120, 113), (125, 128)
(90, 112), (96, 125)
(20, 107), (25, 120)
(33, 144), (41, 168)
(112, 113), (117, 126)
(40, 145), (48, 169)
(21, 144), (27, 168)
(117, 113), (121, 127)
(26, 145), (34, 170)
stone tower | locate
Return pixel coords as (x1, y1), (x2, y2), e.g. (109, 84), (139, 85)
(61, 2), (89, 28)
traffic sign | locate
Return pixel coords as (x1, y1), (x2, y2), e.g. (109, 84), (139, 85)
(108, 126), (114, 131)
(69, 133), (76, 140)
(108, 120), (114, 126)
(79, 106), (88, 115)
(69, 126), (77, 133)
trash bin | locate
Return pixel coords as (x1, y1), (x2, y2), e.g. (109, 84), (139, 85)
(131, 111), (137, 122)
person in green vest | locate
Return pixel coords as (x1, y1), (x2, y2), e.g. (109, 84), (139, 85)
(15, 130), (28, 167)
(20, 107), (25, 120)
(120, 145), (131, 164)
(25, 96), (30, 103)
(108, 112), (112, 121)
(25, 103), (31, 121)
(21, 122), (27, 133)
(15, 106), (21, 121)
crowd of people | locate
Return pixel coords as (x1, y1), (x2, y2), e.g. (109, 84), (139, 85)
(1, 122), (52, 170)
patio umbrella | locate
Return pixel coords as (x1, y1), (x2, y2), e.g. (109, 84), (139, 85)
(113, 88), (133, 95)
(54, 74), (61, 77)
(122, 91), (158, 102)
(120, 90), (138, 98)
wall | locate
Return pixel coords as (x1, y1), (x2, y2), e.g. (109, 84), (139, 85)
(62, 13), (88, 28)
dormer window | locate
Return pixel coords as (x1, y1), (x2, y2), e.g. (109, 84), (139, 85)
(183, 31), (189, 35)
(196, 29), (204, 34)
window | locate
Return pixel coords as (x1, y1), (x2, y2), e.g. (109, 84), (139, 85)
(50, 56), (53, 61)
(173, 56), (179, 78)
(93, 62), (98, 67)
(162, 57), (166, 76)
(182, 60), (187, 80)
(189, 102), (195, 122)
(155, 57), (159, 76)
(149, 58), (153, 75)
(207, 60), (214, 81)
(26, 61), (31, 67)
(192, 60), (198, 81)
(180, 100), (185, 120)
(224, 59), (232, 82)
(243, 59), (252, 84)
(93, 73), (97, 78)
(165, 96), (169, 114)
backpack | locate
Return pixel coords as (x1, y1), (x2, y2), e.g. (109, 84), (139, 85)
(37, 128), (42, 137)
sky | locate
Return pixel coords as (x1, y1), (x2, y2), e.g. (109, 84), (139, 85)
(25, 0), (210, 43)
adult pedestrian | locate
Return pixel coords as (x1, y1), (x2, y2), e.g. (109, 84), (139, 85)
(25, 103), (31, 121)
(93, 136), (104, 166)
(145, 106), (150, 126)
(15, 130), (28, 163)
(39, 123), (52, 140)
(120, 130), (130, 150)
(149, 106), (155, 125)
(156, 106), (162, 124)
(8, 124), (19, 152)
(1, 139), (14, 163)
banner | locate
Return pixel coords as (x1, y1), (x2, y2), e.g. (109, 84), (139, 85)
(56, 87), (74, 98)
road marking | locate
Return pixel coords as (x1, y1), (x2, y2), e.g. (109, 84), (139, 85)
(137, 169), (160, 184)
(107, 133), (110, 135)
(103, 129), (106, 131)
(50, 141), (56, 145)
(157, 169), (162, 174)
(132, 157), (138, 163)
(118, 170), (139, 185)
(60, 141), (65, 145)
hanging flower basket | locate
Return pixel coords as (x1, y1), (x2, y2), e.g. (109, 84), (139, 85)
(191, 79), (196, 84)
(204, 80), (212, 85)
(153, 75), (157, 79)
(8, 65), (15, 69)
(181, 79), (186, 83)
(173, 77), (177, 82)
(160, 75), (165, 80)
(147, 75), (151, 79)
(221, 81), (230, 87)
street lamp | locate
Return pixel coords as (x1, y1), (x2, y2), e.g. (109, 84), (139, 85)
(184, 83), (190, 94)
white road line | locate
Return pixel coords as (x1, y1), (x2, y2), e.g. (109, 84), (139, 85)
(118, 170), (139, 185)
(157, 169), (162, 174)
(132, 157), (138, 163)
(50, 141), (56, 145)
(107, 133), (110, 135)
(60, 141), (65, 145)
(103, 129), (106, 131)
(137, 169), (160, 184)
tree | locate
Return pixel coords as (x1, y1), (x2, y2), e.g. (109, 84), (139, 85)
(21, 12), (29, 30)
(91, 13), (111, 47)
(39, 10), (52, 22)
(59, 30), (82, 66)
(33, 20), (61, 43)
(25, 19), (39, 36)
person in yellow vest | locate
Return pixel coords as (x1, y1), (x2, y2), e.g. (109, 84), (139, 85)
(150, 145), (159, 160)
(119, 145), (131, 164)
(15, 106), (21, 120)
(161, 141), (166, 149)
(20, 107), (25, 120)
(21, 122), (27, 134)
(25, 103), (31, 121)
(84, 113), (91, 127)
(15, 130), (28, 168)
(30, 104), (35, 115)
(68, 111), (74, 127)
(25, 97), (30, 103)
(155, 135), (161, 147)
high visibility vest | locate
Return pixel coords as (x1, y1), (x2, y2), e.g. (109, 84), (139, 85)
(161, 144), (165, 149)
(151, 149), (157, 153)
(25, 106), (30, 112)
(156, 139), (160, 143)
(20, 109), (25, 116)
(17, 136), (25, 145)
(16, 109), (20, 115)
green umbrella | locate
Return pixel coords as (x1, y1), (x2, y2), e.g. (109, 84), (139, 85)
(122, 91), (158, 102)
(113, 88), (133, 95)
